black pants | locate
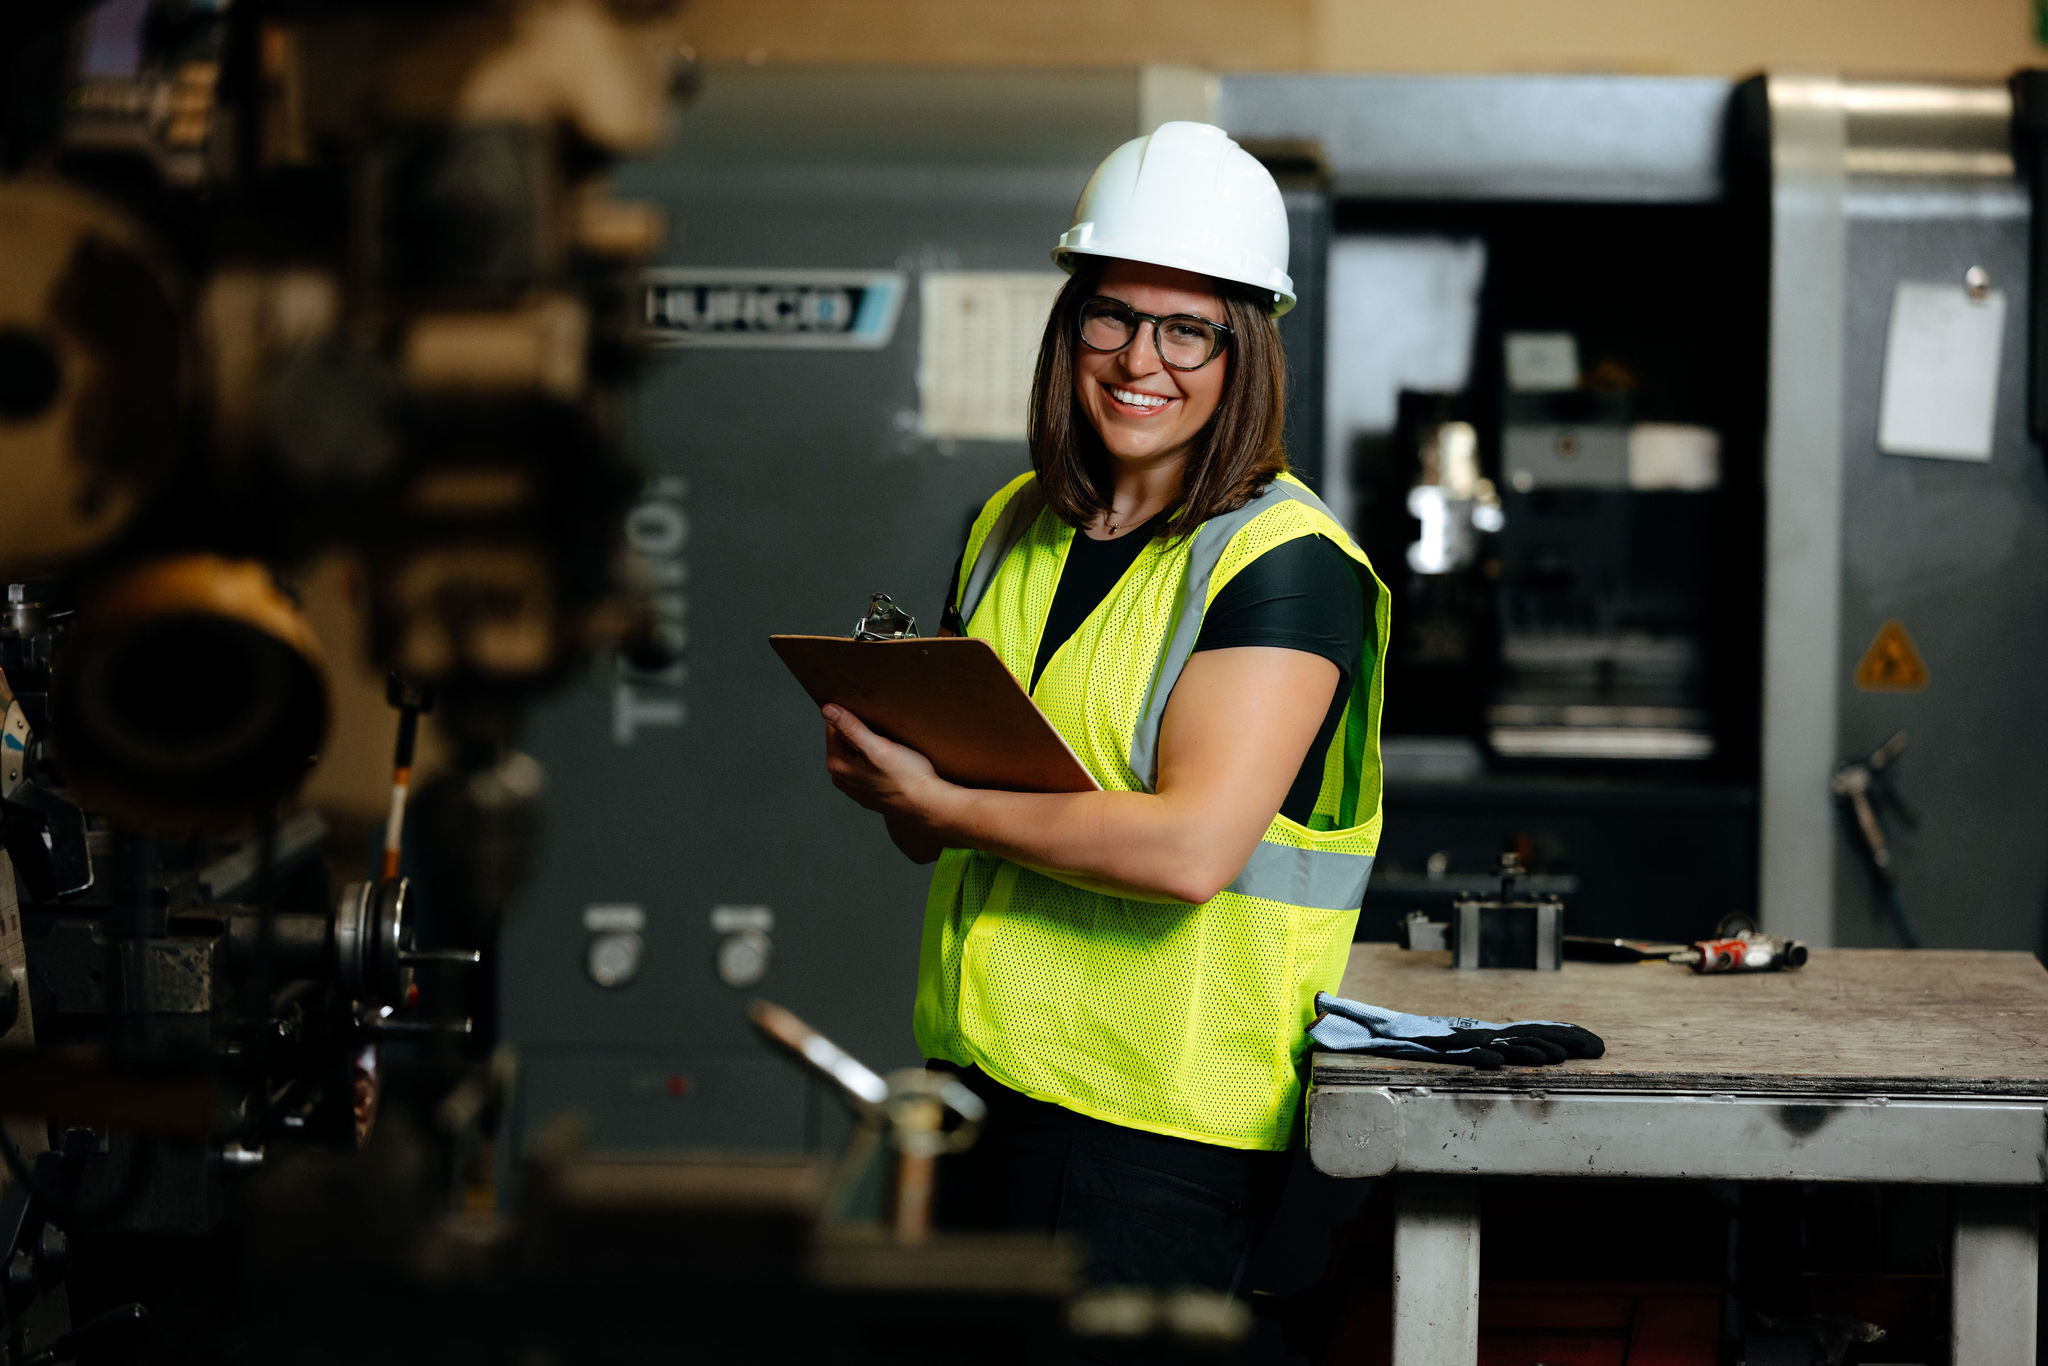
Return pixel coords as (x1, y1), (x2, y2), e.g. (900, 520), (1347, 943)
(932, 1064), (1289, 1297)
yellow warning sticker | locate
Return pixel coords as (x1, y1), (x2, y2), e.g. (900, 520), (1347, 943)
(1854, 619), (1929, 692)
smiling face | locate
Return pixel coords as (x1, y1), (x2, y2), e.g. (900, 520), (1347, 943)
(1073, 259), (1231, 481)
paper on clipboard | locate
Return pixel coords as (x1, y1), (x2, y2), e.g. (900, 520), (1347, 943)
(770, 634), (1099, 793)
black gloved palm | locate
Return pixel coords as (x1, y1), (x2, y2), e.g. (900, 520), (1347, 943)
(1308, 992), (1606, 1068)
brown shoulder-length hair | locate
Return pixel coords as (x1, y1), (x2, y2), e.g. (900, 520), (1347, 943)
(1026, 260), (1289, 537)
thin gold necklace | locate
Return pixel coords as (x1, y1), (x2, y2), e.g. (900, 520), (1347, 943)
(1104, 502), (1147, 535)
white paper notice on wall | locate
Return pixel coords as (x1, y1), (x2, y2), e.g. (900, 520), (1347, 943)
(1877, 281), (2005, 462)
(1503, 332), (1580, 392)
(919, 272), (1065, 441)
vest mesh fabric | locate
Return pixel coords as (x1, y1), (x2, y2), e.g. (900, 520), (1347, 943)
(912, 472), (1389, 1150)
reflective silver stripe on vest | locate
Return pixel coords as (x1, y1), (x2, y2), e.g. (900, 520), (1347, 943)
(1227, 843), (1375, 911)
(956, 480), (1048, 628)
(1126, 478), (1342, 792)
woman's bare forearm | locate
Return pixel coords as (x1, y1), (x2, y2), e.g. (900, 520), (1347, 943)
(830, 648), (1336, 900)
(924, 783), (1243, 903)
(920, 648), (1337, 900)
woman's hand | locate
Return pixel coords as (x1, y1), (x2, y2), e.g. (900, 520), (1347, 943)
(823, 705), (950, 862)
(823, 705), (939, 813)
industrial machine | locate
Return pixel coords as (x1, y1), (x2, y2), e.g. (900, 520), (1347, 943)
(1224, 73), (2048, 955)
(1221, 75), (1772, 947)
(0, 0), (674, 1357)
(0, 15), (1124, 1366)
(1760, 73), (2048, 954)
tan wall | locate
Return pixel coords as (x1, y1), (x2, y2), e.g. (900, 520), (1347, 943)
(677, 0), (1317, 70)
(679, 0), (2044, 79)
(1316, 0), (2040, 79)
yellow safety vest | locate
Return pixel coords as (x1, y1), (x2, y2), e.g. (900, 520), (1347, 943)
(913, 470), (1390, 1150)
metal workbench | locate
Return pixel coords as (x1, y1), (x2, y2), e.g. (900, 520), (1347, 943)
(1307, 943), (2048, 1363)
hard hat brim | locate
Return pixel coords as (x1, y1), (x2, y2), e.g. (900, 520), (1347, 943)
(1053, 244), (1296, 318)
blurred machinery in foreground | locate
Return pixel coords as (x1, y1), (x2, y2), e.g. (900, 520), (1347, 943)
(0, 12), (1150, 1366)
(0, 0), (678, 1358)
(227, 1002), (1252, 1366)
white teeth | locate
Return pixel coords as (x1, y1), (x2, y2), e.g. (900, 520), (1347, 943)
(1111, 387), (1169, 409)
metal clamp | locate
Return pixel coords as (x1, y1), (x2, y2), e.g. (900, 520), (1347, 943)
(1832, 729), (1920, 947)
(879, 1067), (985, 1244)
(882, 1068), (987, 1159)
(852, 593), (917, 641)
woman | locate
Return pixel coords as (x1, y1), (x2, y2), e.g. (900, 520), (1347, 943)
(822, 121), (1388, 1294)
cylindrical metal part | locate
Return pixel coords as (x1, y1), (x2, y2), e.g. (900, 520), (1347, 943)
(332, 876), (414, 1006)
(52, 555), (330, 832)
(224, 910), (332, 983)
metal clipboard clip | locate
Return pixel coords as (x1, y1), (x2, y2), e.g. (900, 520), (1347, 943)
(852, 593), (918, 642)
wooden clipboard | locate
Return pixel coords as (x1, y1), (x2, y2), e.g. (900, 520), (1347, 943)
(770, 635), (1099, 793)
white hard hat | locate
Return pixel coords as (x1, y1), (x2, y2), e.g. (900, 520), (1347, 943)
(1053, 121), (1295, 317)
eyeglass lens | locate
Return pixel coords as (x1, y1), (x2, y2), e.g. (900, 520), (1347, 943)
(1079, 299), (1223, 370)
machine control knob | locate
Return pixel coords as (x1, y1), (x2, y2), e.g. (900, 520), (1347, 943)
(585, 931), (644, 989)
(715, 928), (772, 989)
(34, 1226), (65, 1284)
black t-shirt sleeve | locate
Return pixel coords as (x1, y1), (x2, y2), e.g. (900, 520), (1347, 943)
(1194, 533), (1365, 675)
(943, 525), (1372, 830)
(1193, 534), (1369, 827)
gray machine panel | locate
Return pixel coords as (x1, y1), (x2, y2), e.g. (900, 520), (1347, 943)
(500, 70), (1169, 1158)
(1216, 73), (1730, 203)
(1834, 183), (2048, 950)
(514, 1052), (812, 1153)
(1761, 77), (2048, 952)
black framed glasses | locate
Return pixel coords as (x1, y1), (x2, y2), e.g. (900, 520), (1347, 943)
(1077, 296), (1233, 371)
